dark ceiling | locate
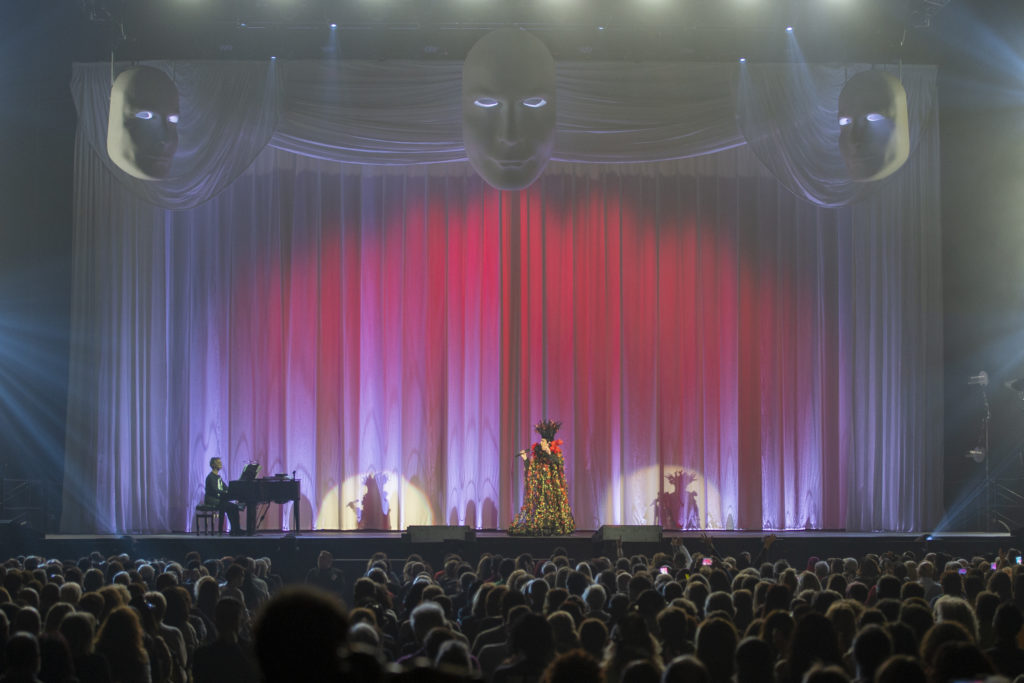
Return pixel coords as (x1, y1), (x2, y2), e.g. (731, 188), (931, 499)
(75, 0), (955, 64)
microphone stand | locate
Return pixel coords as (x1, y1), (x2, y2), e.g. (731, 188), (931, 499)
(981, 386), (992, 531)
(967, 372), (993, 530)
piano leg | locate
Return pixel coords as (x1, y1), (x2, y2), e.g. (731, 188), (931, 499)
(246, 499), (257, 535)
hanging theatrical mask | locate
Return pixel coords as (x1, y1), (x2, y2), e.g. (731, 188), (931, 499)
(106, 66), (180, 180)
(837, 70), (909, 182)
(462, 28), (556, 191)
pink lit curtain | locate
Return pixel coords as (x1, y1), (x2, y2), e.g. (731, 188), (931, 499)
(62, 61), (942, 533)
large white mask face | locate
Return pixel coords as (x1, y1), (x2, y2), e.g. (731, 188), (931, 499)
(838, 70), (909, 182)
(107, 66), (179, 180)
(462, 28), (556, 191)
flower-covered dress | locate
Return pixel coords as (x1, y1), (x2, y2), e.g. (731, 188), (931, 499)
(509, 439), (575, 535)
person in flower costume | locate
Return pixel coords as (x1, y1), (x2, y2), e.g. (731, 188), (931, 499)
(509, 418), (575, 535)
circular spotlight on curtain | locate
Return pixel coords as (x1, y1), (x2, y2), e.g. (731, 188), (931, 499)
(106, 66), (180, 180)
(316, 471), (435, 530)
(462, 28), (556, 191)
(610, 465), (724, 530)
(837, 70), (909, 182)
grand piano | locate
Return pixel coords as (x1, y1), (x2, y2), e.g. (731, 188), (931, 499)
(228, 477), (300, 535)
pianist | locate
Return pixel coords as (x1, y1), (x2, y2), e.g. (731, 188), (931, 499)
(205, 457), (243, 536)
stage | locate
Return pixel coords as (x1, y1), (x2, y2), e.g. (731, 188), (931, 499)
(55, 57), (946, 544)
(10, 528), (1015, 585)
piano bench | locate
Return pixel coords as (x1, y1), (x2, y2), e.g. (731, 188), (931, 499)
(194, 505), (224, 535)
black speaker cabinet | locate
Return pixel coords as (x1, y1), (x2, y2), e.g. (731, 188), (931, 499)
(592, 525), (663, 543)
(403, 525), (475, 543)
(0, 519), (43, 554)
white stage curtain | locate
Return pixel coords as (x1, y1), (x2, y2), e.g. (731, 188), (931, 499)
(62, 60), (942, 533)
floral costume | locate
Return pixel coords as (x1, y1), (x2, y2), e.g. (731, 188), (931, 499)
(509, 419), (575, 536)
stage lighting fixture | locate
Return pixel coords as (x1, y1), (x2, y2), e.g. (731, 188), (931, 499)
(1004, 377), (1024, 395)
(270, 55), (277, 60)
(966, 447), (986, 463)
(739, 57), (746, 63)
(330, 22), (337, 28)
(786, 26), (794, 32)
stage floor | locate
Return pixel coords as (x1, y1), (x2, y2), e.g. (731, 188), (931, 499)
(18, 528), (1015, 584)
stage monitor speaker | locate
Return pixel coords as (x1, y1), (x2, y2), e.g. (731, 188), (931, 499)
(592, 525), (663, 543)
(1013, 527), (1024, 552)
(404, 525), (475, 543)
(0, 519), (43, 553)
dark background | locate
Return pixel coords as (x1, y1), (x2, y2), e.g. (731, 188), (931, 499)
(1, 0), (1021, 531)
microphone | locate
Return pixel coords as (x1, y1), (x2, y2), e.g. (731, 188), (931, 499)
(968, 371), (989, 387)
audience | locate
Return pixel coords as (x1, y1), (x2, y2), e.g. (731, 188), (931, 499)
(3, 540), (1023, 683)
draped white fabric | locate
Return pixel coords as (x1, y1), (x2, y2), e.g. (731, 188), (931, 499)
(62, 60), (943, 533)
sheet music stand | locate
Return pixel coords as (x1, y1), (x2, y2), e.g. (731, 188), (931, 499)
(239, 463), (261, 481)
